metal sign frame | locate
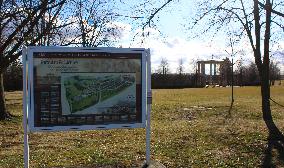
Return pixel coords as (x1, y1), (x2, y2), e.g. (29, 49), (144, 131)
(23, 47), (152, 167)
(25, 46), (148, 132)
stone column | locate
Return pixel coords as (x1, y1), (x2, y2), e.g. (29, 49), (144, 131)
(214, 63), (217, 75)
(201, 63), (205, 75)
(210, 63), (212, 76)
(197, 62), (200, 74)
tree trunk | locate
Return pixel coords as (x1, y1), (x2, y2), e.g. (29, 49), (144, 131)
(259, 0), (284, 140)
(261, 72), (272, 121)
(261, 64), (284, 141)
(0, 71), (9, 120)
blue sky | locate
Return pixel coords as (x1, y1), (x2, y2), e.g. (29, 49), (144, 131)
(113, 1), (243, 72)
(108, 0), (284, 74)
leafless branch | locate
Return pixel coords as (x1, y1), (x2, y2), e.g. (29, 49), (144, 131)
(258, 1), (284, 17)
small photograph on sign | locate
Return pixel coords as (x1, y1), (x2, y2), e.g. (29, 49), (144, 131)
(61, 73), (136, 115)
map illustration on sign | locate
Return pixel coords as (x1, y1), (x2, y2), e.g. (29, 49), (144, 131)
(61, 73), (136, 115)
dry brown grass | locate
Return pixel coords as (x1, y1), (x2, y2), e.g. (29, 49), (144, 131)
(1, 86), (284, 167)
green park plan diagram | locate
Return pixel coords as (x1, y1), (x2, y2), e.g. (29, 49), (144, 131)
(62, 73), (136, 114)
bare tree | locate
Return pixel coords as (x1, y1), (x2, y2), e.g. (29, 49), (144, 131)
(177, 57), (185, 75)
(157, 57), (170, 75)
(189, 0), (284, 140)
(146, 0), (284, 156)
(0, 0), (66, 120)
(269, 60), (281, 85)
(225, 36), (239, 116)
(140, 1), (284, 166)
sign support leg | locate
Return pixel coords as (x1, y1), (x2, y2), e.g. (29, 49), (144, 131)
(23, 125), (29, 168)
(146, 102), (151, 165)
(23, 48), (29, 168)
(146, 49), (152, 166)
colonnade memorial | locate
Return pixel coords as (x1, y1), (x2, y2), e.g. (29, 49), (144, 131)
(196, 58), (231, 86)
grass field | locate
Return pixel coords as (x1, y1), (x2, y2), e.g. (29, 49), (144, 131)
(1, 84), (284, 167)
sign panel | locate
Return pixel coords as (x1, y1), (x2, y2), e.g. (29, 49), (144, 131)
(26, 47), (148, 131)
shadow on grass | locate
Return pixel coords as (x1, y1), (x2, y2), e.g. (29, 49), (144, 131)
(262, 120), (284, 167)
(0, 114), (21, 124)
(262, 135), (284, 167)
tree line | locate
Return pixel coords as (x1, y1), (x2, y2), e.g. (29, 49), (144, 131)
(4, 59), (281, 91)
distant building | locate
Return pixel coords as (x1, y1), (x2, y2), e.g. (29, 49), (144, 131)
(196, 58), (231, 86)
(281, 65), (284, 78)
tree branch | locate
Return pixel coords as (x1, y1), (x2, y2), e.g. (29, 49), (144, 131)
(240, 0), (256, 52)
(258, 1), (284, 18)
(142, 0), (174, 30)
(0, 1), (44, 53)
(263, 0), (272, 83)
(2, 0), (66, 69)
(253, 0), (263, 72)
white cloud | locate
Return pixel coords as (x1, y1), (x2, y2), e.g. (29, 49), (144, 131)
(123, 28), (247, 73)
(112, 21), (284, 74)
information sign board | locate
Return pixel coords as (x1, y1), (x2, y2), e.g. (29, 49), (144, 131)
(25, 47), (149, 132)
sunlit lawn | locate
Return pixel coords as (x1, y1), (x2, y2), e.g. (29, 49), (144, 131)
(1, 83), (284, 167)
